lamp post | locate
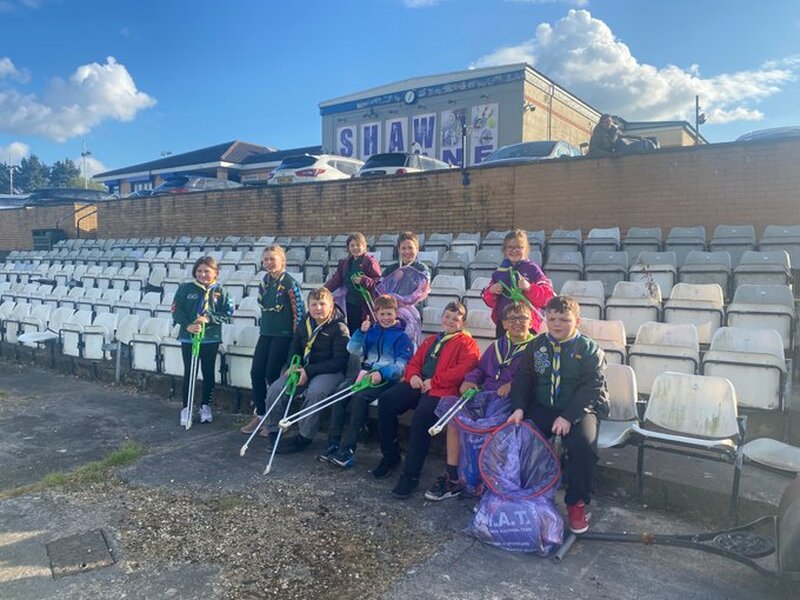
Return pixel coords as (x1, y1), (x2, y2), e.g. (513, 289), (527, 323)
(80, 141), (91, 189)
(695, 95), (707, 145)
(8, 163), (18, 194)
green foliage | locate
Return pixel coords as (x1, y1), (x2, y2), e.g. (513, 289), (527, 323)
(15, 155), (50, 192)
(49, 159), (81, 187)
(0, 155), (107, 193)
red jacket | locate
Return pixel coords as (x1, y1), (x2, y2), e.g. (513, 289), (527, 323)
(404, 331), (480, 397)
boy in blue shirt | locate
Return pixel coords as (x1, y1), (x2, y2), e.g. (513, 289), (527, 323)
(322, 294), (414, 468)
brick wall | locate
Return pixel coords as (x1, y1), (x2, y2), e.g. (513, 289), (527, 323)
(0, 203), (96, 251)
(2, 139), (799, 251)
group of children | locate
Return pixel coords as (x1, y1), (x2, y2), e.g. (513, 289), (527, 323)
(171, 229), (608, 534)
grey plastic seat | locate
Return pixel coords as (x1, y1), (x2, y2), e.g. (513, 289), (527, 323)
(665, 226), (706, 266)
(437, 251), (469, 279)
(598, 364), (639, 449)
(605, 280), (662, 342)
(583, 227), (621, 261)
(709, 225), (756, 267)
(561, 280), (604, 320)
(468, 249), (503, 287)
(547, 229), (582, 255)
(678, 251), (733, 300)
(628, 321), (700, 395)
(733, 250), (791, 288)
(663, 283), (725, 345)
(480, 230), (510, 252)
(583, 251), (628, 298)
(543, 250), (583, 294)
(629, 251), (678, 298)
(578, 317), (626, 365)
(758, 224), (800, 271)
(451, 233), (481, 262)
(726, 284), (795, 351)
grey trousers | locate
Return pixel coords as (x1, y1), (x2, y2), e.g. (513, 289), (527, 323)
(264, 371), (344, 440)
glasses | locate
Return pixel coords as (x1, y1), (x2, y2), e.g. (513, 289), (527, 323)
(503, 316), (531, 323)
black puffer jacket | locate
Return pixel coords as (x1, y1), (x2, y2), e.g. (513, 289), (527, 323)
(287, 306), (350, 379)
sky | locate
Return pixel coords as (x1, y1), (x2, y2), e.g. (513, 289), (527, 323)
(0, 0), (798, 177)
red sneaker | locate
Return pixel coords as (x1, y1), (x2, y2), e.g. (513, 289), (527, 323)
(567, 501), (589, 534)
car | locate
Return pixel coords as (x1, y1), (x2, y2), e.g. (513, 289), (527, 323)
(477, 140), (582, 166)
(124, 189), (152, 199)
(23, 187), (108, 206)
(266, 154), (363, 185)
(150, 176), (243, 195)
(355, 152), (454, 178)
(736, 127), (800, 143)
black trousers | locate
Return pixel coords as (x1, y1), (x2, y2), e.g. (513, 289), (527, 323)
(345, 301), (363, 334)
(377, 381), (441, 479)
(249, 335), (293, 415)
(528, 403), (599, 505)
(181, 342), (220, 408)
(328, 385), (384, 450)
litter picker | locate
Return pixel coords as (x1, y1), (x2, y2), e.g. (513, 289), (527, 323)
(428, 387), (479, 437)
(184, 324), (205, 431)
(278, 374), (385, 431)
(351, 272), (376, 321)
(239, 355), (301, 457)
(263, 355), (303, 475)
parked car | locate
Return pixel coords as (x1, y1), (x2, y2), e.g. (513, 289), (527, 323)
(477, 140), (582, 166)
(124, 189), (152, 198)
(355, 152), (454, 177)
(23, 188), (108, 206)
(267, 154), (363, 185)
(736, 127), (800, 143)
(151, 176), (243, 195)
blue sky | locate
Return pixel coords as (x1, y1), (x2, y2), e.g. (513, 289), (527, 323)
(0, 0), (798, 175)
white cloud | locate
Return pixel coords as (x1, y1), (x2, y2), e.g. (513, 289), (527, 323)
(0, 57), (30, 82)
(0, 140), (29, 163)
(471, 9), (796, 124)
(402, 0), (441, 7)
(0, 56), (156, 142)
(75, 154), (108, 178)
(507, 0), (588, 6)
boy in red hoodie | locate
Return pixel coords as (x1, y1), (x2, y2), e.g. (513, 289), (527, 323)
(374, 301), (480, 499)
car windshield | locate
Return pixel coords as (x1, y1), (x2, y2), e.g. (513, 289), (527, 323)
(486, 142), (557, 161)
(363, 153), (408, 168)
(277, 156), (317, 169)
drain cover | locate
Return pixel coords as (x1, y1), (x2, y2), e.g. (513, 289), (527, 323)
(46, 529), (115, 579)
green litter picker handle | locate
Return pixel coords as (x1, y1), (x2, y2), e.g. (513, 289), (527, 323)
(285, 355), (303, 397)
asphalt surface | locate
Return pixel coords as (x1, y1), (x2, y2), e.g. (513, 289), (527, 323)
(0, 360), (797, 600)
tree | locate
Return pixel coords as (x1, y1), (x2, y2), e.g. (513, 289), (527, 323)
(14, 155), (50, 192)
(49, 159), (81, 187)
(0, 161), (10, 194)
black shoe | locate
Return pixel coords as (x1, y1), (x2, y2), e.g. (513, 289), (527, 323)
(391, 475), (419, 499)
(317, 442), (339, 463)
(330, 447), (354, 469)
(277, 435), (312, 455)
(423, 473), (463, 502)
(371, 455), (401, 479)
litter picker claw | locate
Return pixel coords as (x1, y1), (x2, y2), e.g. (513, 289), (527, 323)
(428, 387), (479, 437)
(263, 355), (303, 475)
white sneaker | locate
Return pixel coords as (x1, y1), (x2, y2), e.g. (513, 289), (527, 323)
(180, 407), (190, 427)
(199, 405), (213, 424)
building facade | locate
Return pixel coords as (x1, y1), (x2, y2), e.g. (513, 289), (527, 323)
(319, 63), (601, 167)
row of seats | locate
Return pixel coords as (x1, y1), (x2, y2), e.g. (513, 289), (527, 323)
(7, 224), (800, 267)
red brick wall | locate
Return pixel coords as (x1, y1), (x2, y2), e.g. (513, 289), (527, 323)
(2, 139), (798, 251)
(0, 203), (96, 251)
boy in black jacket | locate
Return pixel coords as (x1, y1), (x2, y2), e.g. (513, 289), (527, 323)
(508, 295), (608, 534)
(263, 287), (350, 453)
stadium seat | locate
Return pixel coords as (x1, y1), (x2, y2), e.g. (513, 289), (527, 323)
(465, 308), (494, 353)
(424, 232), (454, 257)
(578, 318), (627, 365)
(629, 251), (678, 299)
(583, 251), (628, 298)
(304, 248), (329, 284)
(421, 306), (443, 335)
(527, 230), (546, 255)
(583, 227), (621, 260)
(732, 250), (792, 288)
(224, 270), (251, 306)
(233, 295), (261, 328)
(451, 232), (481, 262)
(480, 230), (510, 252)
(436, 251), (469, 279)
(664, 226), (706, 266)
(547, 228), (582, 255)
(628, 322), (700, 395)
(93, 288), (122, 314)
(416, 250), (439, 273)
(95, 266), (120, 292)
(19, 306), (75, 348)
(742, 438), (800, 475)
(662, 283), (725, 345)
(560, 280), (604, 320)
(631, 372), (744, 517)
(702, 327), (786, 412)
(132, 291), (163, 320)
(758, 225), (800, 283)
(40, 285), (69, 308)
(709, 225), (756, 267)
(110, 267), (135, 291)
(463, 277), (490, 312)
(373, 234), (399, 262)
(678, 251), (732, 300)
(597, 364), (639, 449)
(80, 312), (120, 360)
(426, 274), (466, 309)
(224, 325), (261, 389)
(131, 317), (173, 373)
(726, 284), (795, 351)
(468, 249), (503, 287)
(543, 251), (583, 294)
(113, 290), (143, 317)
(79, 265), (104, 289)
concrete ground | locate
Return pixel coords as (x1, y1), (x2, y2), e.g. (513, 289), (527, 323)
(0, 360), (797, 600)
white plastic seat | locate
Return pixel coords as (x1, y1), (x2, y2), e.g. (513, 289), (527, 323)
(132, 291), (162, 319)
(742, 438), (800, 474)
(468, 250), (503, 287)
(547, 229), (582, 254)
(561, 280), (604, 320)
(79, 265), (104, 289)
(628, 322), (700, 395)
(709, 225), (756, 267)
(421, 306), (443, 335)
(598, 364), (638, 449)
(424, 232), (454, 257)
(304, 249), (330, 284)
(233, 295), (261, 327)
(583, 251), (628, 298)
(629, 251), (678, 299)
(59, 310), (96, 357)
(583, 227), (620, 261)
(153, 292), (175, 321)
(95, 266), (120, 291)
(631, 372), (744, 516)
(479, 230), (510, 252)
(463, 277), (491, 312)
(161, 266), (190, 297)
(663, 283), (725, 345)
(759, 225), (800, 273)
(93, 288), (122, 314)
(224, 270), (250, 306)
(426, 274), (466, 309)
(82, 312), (120, 360)
(451, 233), (481, 263)
(110, 266), (135, 291)
(578, 318), (626, 365)
(465, 308), (494, 353)
(664, 226), (706, 266)
(18, 306), (73, 347)
(113, 289), (143, 317)
(131, 317), (173, 373)
(702, 327), (786, 412)
(437, 251), (469, 279)
(543, 250), (583, 294)
(416, 250), (439, 272)
(38, 285), (69, 308)
(1, 301), (32, 343)
(605, 281), (662, 342)
(224, 325), (262, 389)
(54, 264), (77, 287)
(726, 284), (795, 351)
(17, 304), (55, 344)
(678, 251), (733, 300)
(373, 234), (398, 262)
(147, 266), (167, 289)
(158, 325), (186, 377)
(732, 250), (791, 288)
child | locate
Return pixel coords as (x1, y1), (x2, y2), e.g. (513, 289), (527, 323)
(508, 295), (609, 534)
(377, 231), (431, 346)
(374, 301), (480, 499)
(262, 287), (350, 453)
(172, 256), (234, 427)
(425, 301), (535, 501)
(322, 294), (414, 468)
(482, 229), (553, 337)
(325, 232), (381, 333)
(241, 245), (305, 436)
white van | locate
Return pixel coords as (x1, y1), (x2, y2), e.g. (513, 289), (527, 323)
(356, 153), (454, 178)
